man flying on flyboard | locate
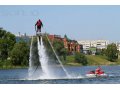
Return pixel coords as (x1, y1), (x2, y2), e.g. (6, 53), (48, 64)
(35, 19), (43, 42)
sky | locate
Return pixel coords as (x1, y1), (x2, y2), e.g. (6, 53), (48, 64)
(0, 5), (120, 42)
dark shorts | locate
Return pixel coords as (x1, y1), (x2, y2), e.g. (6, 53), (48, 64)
(37, 25), (41, 29)
(37, 26), (41, 32)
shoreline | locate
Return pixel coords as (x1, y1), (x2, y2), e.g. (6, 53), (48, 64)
(0, 55), (120, 69)
(0, 64), (120, 70)
(0, 66), (28, 70)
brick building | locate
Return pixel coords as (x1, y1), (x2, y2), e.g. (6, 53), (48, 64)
(48, 34), (83, 54)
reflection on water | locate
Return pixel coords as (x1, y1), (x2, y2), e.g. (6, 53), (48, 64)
(0, 66), (120, 84)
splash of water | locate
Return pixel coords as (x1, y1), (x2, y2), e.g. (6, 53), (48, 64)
(28, 35), (82, 80)
(37, 36), (54, 79)
(28, 36), (34, 77)
(46, 35), (71, 78)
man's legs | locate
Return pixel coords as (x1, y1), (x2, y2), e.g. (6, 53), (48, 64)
(37, 29), (41, 32)
(37, 26), (41, 32)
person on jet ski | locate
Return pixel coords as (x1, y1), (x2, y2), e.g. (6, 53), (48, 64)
(35, 19), (43, 33)
(95, 66), (104, 75)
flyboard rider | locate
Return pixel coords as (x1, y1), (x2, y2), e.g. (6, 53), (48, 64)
(35, 19), (43, 35)
(35, 19), (43, 42)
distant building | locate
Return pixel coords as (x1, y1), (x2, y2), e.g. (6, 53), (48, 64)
(48, 34), (62, 42)
(78, 40), (109, 54)
(48, 34), (83, 54)
(116, 42), (120, 51)
(15, 32), (31, 43)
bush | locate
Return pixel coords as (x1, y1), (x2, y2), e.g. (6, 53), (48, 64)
(10, 41), (29, 66)
(75, 52), (88, 65)
(0, 28), (16, 60)
(60, 48), (68, 61)
(106, 43), (118, 62)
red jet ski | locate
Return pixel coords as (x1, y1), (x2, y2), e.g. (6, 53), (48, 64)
(86, 67), (107, 77)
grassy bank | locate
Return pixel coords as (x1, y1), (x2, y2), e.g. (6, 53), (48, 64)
(1, 55), (120, 69)
(86, 55), (116, 66)
(0, 65), (28, 69)
(64, 55), (82, 66)
(65, 55), (120, 66)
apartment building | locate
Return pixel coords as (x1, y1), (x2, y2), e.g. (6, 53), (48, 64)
(115, 42), (120, 51)
(78, 40), (109, 54)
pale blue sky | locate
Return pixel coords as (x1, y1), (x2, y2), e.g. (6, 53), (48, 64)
(0, 5), (120, 41)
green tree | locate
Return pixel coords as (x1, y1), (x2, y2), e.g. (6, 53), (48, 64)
(96, 48), (102, 55)
(10, 41), (29, 66)
(106, 43), (118, 62)
(101, 48), (107, 56)
(0, 28), (16, 60)
(31, 37), (40, 66)
(74, 52), (88, 65)
(61, 48), (68, 61)
(53, 39), (69, 61)
(43, 36), (69, 63)
(42, 36), (56, 60)
(53, 39), (64, 56)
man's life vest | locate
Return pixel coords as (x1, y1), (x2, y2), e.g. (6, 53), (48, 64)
(37, 20), (42, 26)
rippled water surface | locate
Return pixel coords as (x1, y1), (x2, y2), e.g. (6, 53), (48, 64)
(0, 66), (120, 84)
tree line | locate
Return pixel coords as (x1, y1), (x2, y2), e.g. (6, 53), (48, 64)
(0, 28), (119, 67)
(0, 28), (29, 67)
(47, 35), (119, 65)
(96, 43), (119, 62)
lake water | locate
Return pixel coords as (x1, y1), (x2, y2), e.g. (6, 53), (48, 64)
(0, 66), (120, 84)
